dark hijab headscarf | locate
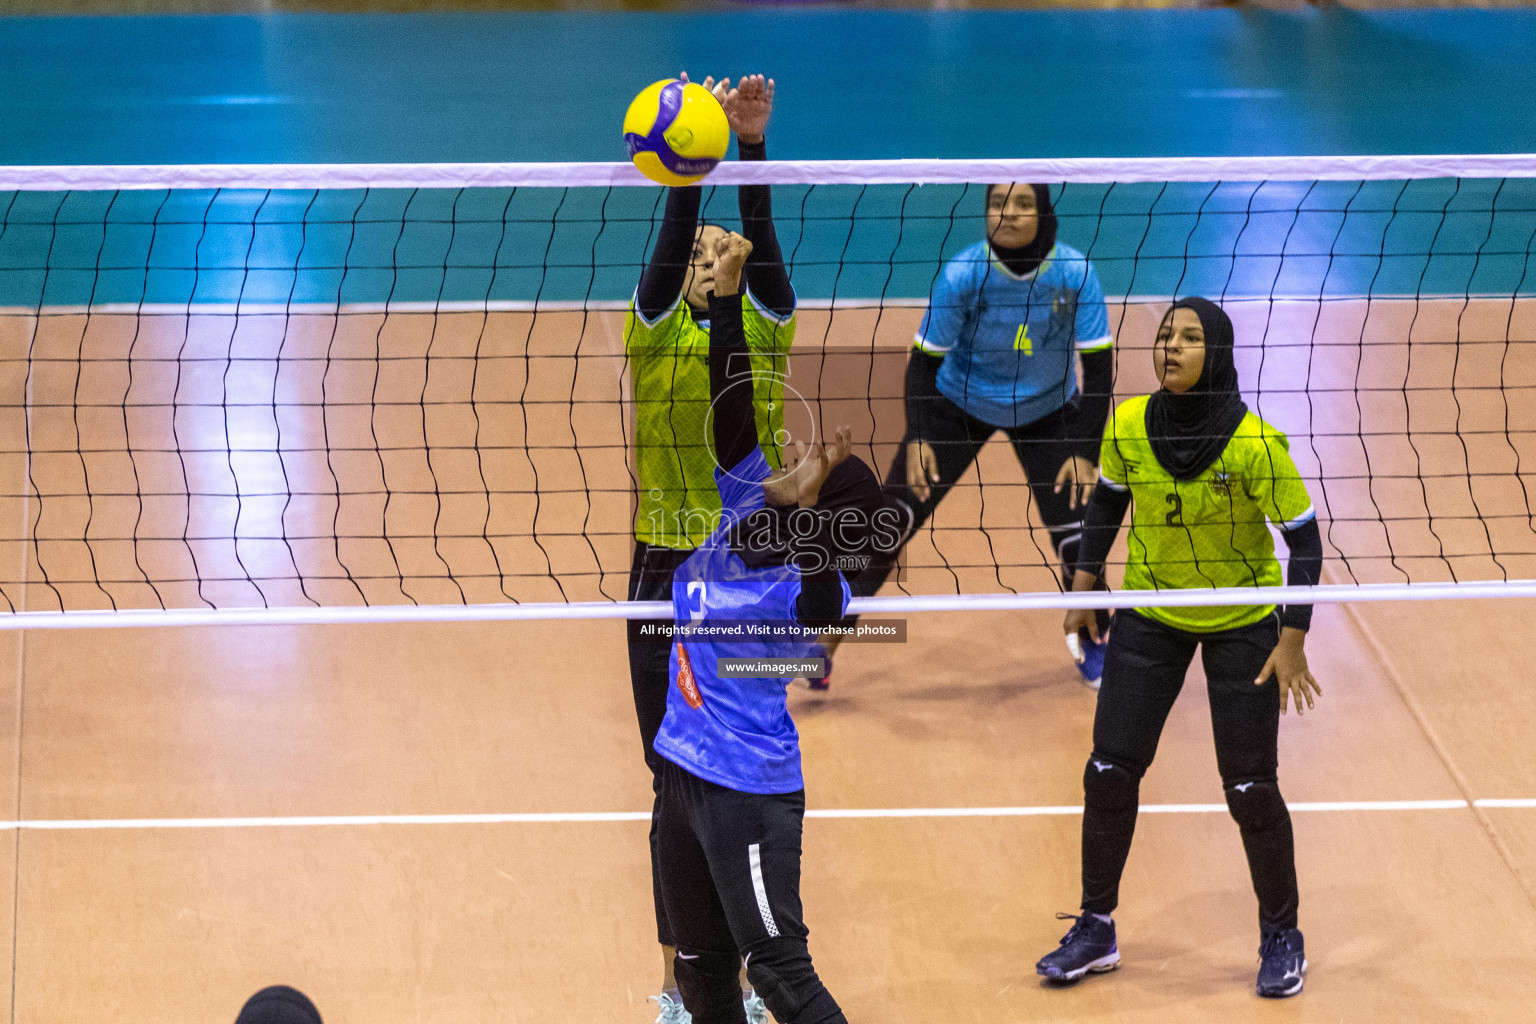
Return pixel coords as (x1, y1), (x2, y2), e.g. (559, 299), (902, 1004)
(236, 986), (323, 1024)
(986, 184), (1057, 277)
(733, 454), (900, 569)
(1145, 297), (1249, 481)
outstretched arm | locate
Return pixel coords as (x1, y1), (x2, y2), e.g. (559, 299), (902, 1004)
(727, 76), (794, 320)
(636, 186), (701, 322)
(708, 235), (760, 475)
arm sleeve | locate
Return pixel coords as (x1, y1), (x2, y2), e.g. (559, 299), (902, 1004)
(737, 137), (795, 322)
(1279, 518), (1323, 631)
(1066, 347), (1113, 462)
(795, 565), (846, 626)
(903, 348), (944, 443)
(1073, 262), (1113, 352)
(635, 186), (702, 323)
(709, 289), (759, 474)
(1075, 480), (1132, 582)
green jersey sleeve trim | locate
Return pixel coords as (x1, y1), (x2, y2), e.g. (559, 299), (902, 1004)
(630, 288), (684, 331)
(744, 285), (796, 327)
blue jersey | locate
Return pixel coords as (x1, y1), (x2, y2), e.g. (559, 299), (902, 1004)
(916, 241), (1113, 428)
(653, 449), (851, 795)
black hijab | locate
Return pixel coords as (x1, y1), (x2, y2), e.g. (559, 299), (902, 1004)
(236, 987), (323, 1024)
(733, 454), (894, 569)
(1145, 297), (1249, 481)
(987, 184), (1057, 278)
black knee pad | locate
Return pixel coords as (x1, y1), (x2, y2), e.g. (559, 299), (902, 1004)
(1083, 755), (1139, 812)
(745, 937), (842, 1024)
(1224, 778), (1288, 833)
(674, 948), (744, 1024)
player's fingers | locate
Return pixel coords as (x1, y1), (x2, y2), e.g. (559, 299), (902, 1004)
(1255, 653), (1277, 686)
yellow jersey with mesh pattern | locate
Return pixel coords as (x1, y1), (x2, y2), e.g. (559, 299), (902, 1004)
(1098, 395), (1316, 633)
(626, 292), (794, 549)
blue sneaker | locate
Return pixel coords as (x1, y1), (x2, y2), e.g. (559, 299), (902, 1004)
(1036, 912), (1120, 982)
(806, 642), (833, 692)
(648, 991), (691, 1024)
(1066, 629), (1106, 690)
(1256, 928), (1307, 997)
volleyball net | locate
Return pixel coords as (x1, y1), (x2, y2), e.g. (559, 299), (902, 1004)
(1, 155), (1534, 627)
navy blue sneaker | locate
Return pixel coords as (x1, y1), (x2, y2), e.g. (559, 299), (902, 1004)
(1036, 913), (1120, 982)
(1256, 928), (1307, 997)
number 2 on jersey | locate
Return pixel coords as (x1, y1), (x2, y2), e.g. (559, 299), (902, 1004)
(1164, 492), (1184, 526)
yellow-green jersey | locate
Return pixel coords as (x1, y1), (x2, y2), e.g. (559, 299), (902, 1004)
(1099, 395), (1316, 633)
(626, 292), (795, 549)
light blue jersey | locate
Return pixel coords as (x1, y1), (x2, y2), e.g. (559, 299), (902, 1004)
(653, 448), (851, 795)
(916, 240), (1113, 428)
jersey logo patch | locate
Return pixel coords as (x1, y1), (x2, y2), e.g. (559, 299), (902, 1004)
(1210, 471), (1235, 496)
(675, 642), (704, 709)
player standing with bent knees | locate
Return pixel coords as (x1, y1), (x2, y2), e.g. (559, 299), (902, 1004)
(1035, 297), (1323, 998)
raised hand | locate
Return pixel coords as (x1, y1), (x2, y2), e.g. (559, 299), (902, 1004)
(710, 231), (754, 296)
(722, 74), (773, 144)
(783, 426), (852, 508)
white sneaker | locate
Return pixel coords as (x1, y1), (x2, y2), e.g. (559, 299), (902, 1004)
(648, 991), (692, 1024)
(743, 990), (769, 1024)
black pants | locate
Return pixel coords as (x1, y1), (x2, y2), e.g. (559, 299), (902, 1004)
(1081, 608), (1299, 935)
(657, 760), (847, 1024)
(850, 396), (1083, 599)
(628, 541), (695, 948)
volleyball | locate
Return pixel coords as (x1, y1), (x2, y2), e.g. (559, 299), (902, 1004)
(623, 79), (731, 186)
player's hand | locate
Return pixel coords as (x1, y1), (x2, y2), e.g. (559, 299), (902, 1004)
(1063, 567), (1102, 652)
(906, 440), (940, 503)
(710, 232), (753, 295)
(1054, 455), (1099, 510)
(1258, 626), (1322, 715)
(721, 74), (773, 144)
(787, 425), (853, 508)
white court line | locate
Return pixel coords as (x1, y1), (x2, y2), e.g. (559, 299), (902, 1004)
(1474, 799), (1536, 808)
(0, 799), (1480, 830)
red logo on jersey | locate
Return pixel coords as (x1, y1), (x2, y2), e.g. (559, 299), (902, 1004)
(675, 642), (704, 709)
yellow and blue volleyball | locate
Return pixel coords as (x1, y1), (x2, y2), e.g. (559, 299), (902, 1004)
(623, 79), (730, 187)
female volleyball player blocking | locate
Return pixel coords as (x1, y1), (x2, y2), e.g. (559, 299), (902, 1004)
(1034, 297), (1324, 998)
(624, 74), (794, 1024)
(830, 183), (1115, 687)
(654, 230), (894, 1024)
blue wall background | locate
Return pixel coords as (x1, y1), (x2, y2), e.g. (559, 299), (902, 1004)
(1, 9), (1533, 304)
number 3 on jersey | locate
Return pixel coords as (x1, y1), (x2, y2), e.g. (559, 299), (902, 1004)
(686, 580), (708, 622)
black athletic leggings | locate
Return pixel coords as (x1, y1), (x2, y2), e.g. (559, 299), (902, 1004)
(657, 761), (847, 1024)
(851, 395), (1083, 599)
(628, 541), (695, 948)
(1081, 608), (1299, 935)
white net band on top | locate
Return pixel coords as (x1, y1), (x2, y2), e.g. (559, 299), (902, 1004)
(1, 153), (1534, 190)
(2, 155), (1535, 623)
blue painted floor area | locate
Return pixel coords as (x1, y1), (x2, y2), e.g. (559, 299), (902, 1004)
(1, 9), (1535, 165)
(0, 9), (1533, 304)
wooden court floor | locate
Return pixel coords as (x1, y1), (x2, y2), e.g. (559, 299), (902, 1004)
(1, 298), (1535, 1022)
